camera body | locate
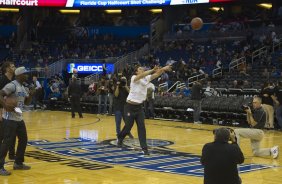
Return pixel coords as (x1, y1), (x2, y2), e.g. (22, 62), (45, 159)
(241, 102), (252, 111)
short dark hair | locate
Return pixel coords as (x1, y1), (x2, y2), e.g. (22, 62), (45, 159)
(213, 128), (230, 142)
(1, 61), (13, 74)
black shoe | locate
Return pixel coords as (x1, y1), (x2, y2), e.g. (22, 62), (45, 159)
(79, 116), (83, 118)
(117, 138), (123, 148)
(72, 116), (75, 118)
(0, 168), (11, 176)
(13, 163), (31, 170)
(9, 155), (15, 160)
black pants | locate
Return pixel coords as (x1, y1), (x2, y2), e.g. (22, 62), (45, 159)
(33, 88), (43, 109)
(118, 103), (147, 150)
(0, 121), (16, 158)
(0, 119), (27, 168)
(144, 99), (154, 118)
(71, 96), (82, 117)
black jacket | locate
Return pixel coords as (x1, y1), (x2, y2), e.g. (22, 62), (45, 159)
(68, 81), (82, 98)
(201, 141), (244, 184)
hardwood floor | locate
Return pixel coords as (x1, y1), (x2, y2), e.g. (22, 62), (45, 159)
(1, 110), (282, 184)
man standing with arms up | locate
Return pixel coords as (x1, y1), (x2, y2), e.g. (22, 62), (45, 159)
(0, 67), (34, 176)
(117, 65), (172, 155)
(0, 62), (16, 160)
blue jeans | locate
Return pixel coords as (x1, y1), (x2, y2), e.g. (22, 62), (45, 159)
(115, 111), (123, 135)
(276, 105), (282, 128)
(98, 95), (108, 114)
(108, 93), (114, 115)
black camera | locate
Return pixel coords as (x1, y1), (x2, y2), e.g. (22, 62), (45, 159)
(120, 80), (126, 86)
(241, 105), (250, 111)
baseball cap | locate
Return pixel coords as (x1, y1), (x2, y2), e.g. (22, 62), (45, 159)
(15, 67), (29, 76)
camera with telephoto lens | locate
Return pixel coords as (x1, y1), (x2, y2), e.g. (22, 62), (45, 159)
(241, 102), (252, 111)
(119, 77), (127, 87)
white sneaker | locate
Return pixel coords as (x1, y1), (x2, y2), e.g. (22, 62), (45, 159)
(194, 121), (202, 124)
(271, 146), (279, 159)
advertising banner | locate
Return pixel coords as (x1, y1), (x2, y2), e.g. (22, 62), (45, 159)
(0, 0), (235, 7)
(67, 63), (114, 74)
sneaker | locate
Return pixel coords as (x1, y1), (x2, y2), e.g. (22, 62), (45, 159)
(79, 116), (83, 118)
(117, 139), (123, 148)
(0, 168), (11, 176)
(271, 146), (279, 159)
(194, 121), (202, 124)
(13, 163), (31, 170)
(142, 149), (150, 156)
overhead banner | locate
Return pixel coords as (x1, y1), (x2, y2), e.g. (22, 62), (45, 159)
(0, 0), (234, 7)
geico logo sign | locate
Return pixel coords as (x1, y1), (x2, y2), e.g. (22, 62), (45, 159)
(77, 66), (103, 72)
(0, 0), (38, 6)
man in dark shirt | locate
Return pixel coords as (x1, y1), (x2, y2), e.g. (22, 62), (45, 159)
(113, 77), (133, 138)
(68, 77), (83, 118)
(191, 81), (203, 124)
(201, 127), (244, 184)
(234, 96), (279, 158)
(0, 61), (16, 160)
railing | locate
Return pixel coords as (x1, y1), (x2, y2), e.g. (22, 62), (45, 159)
(251, 46), (268, 64)
(159, 82), (169, 92)
(177, 82), (186, 89)
(83, 74), (99, 85)
(114, 43), (149, 73)
(272, 38), (282, 52)
(212, 67), (222, 78)
(187, 74), (206, 86)
(167, 81), (180, 92)
(229, 57), (246, 72)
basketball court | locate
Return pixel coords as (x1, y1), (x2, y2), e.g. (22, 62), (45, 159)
(1, 111), (282, 184)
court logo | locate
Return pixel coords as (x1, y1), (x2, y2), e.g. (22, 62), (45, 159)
(28, 138), (276, 176)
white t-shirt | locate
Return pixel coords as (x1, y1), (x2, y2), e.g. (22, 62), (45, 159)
(127, 75), (151, 103)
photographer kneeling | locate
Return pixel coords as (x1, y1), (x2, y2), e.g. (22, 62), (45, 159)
(234, 96), (279, 158)
(201, 127), (244, 184)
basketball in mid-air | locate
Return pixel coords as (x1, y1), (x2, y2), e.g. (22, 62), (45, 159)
(4, 96), (17, 112)
(191, 17), (203, 30)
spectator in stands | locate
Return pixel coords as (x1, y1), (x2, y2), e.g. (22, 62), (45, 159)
(234, 96), (279, 159)
(201, 127), (244, 184)
(191, 81), (203, 124)
(262, 68), (270, 79)
(260, 82), (275, 129)
(68, 77), (83, 118)
(97, 77), (108, 114)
